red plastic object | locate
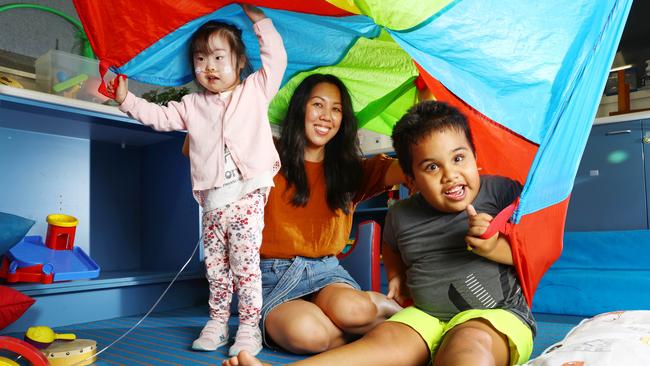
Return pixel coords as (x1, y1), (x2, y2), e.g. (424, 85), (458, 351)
(45, 224), (76, 250)
(0, 257), (54, 284)
(338, 220), (381, 292)
(0, 336), (49, 366)
(45, 224), (76, 251)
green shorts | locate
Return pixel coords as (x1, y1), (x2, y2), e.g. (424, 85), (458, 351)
(388, 307), (533, 365)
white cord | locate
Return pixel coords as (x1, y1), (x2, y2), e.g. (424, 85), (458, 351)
(67, 235), (202, 366)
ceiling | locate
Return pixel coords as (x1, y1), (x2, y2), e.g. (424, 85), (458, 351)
(616, 1), (650, 67)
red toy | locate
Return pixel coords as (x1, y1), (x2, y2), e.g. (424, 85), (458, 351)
(0, 214), (100, 284)
(45, 214), (78, 250)
(0, 336), (49, 366)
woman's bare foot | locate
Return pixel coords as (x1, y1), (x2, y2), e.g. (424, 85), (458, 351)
(222, 350), (270, 366)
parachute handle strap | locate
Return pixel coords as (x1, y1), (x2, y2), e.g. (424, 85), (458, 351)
(97, 60), (126, 99)
(479, 198), (519, 239)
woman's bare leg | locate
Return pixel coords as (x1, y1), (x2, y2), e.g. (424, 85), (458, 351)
(223, 321), (429, 366)
(433, 319), (510, 366)
(264, 284), (401, 354)
(312, 284), (402, 334)
(265, 299), (348, 354)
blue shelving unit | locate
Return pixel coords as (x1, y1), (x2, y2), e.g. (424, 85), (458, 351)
(0, 86), (206, 333)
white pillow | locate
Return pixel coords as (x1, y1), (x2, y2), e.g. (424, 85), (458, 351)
(524, 310), (650, 366)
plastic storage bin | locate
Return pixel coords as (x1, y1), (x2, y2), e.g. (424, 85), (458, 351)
(35, 50), (112, 104)
(34, 50), (176, 105)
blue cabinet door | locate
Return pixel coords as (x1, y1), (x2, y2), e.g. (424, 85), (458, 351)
(565, 120), (647, 231)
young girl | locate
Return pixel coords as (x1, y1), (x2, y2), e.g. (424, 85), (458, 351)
(107, 4), (286, 357)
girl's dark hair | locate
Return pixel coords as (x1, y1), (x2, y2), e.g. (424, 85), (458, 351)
(279, 74), (362, 214)
(392, 101), (475, 178)
(189, 21), (253, 80)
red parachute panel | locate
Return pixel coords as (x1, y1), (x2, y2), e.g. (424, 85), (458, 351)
(72, 0), (352, 69)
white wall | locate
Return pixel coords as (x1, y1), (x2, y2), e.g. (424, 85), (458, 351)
(0, 1), (81, 59)
(596, 88), (650, 118)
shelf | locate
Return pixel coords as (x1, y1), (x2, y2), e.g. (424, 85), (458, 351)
(2, 269), (208, 333)
(0, 85), (183, 146)
(1, 84), (201, 284)
(356, 207), (389, 213)
(0, 86), (205, 331)
(8, 270), (205, 297)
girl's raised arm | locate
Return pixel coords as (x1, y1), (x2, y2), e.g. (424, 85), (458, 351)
(244, 4), (287, 99)
(241, 3), (266, 23)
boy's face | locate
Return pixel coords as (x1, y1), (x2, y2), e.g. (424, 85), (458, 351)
(408, 128), (480, 213)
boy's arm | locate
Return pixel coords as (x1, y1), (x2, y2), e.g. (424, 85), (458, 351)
(468, 234), (514, 265)
(465, 204), (514, 265)
(246, 6), (288, 100)
(381, 242), (410, 305)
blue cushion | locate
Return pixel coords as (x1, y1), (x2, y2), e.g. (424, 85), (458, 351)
(0, 212), (35, 255)
(559, 231), (650, 270)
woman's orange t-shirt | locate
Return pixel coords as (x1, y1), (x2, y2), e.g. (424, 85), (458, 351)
(260, 154), (394, 259)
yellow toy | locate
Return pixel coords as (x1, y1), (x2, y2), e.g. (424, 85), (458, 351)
(0, 356), (20, 366)
(42, 339), (97, 366)
(24, 326), (75, 349)
(0, 75), (23, 89)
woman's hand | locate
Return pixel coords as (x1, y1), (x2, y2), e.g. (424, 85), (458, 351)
(240, 3), (266, 23)
(106, 75), (128, 104)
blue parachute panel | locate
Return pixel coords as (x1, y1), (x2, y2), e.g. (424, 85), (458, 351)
(117, 5), (379, 86)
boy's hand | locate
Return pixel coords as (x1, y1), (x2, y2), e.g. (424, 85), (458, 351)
(465, 204), (499, 253)
(106, 75), (128, 104)
(240, 3), (266, 23)
(387, 275), (410, 306)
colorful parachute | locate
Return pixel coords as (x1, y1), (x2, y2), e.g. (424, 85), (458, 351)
(72, 0), (632, 306)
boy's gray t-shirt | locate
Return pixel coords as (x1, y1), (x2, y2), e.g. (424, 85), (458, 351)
(384, 175), (536, 333)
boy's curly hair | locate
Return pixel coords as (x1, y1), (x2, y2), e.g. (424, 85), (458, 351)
(391, 101), (475, 178)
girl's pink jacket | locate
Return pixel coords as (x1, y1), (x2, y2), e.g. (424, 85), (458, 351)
(119, 18), (286, 191)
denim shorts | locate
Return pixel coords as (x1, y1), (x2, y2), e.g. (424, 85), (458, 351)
(260, 255), (360, 347)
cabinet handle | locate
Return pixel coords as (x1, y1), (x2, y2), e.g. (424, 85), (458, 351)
(605, 130), (631, 135)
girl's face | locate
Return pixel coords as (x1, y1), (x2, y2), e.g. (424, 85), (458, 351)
(193, 33), (242, 94)
(304, 82), (343, 151)
(409, 129), (480, 213)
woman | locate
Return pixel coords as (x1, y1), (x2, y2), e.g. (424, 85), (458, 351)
(259, 74), (404, 354)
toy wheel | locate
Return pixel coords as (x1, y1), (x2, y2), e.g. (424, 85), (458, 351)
(0, 337), (48, 366)
(0, 356), (20, 366)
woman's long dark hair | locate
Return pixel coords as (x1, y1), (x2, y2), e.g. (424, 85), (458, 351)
(279, 74), (362, 214)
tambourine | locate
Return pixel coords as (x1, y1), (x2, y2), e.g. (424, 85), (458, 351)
(41, 339), (97, 366)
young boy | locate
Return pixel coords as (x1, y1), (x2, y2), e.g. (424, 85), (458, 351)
(223, 101), (535, 366)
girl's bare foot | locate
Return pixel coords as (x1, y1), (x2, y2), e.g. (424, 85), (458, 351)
(222, 350), (270, 366)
